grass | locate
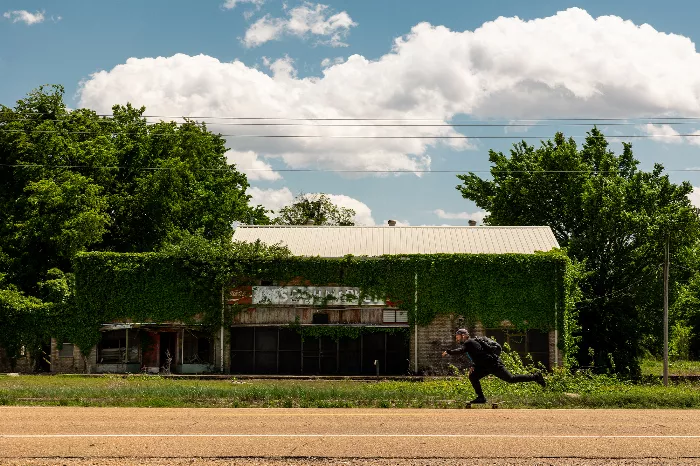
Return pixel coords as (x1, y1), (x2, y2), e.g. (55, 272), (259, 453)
(0, 371), (699, 409)
(640, 358), (700, 377)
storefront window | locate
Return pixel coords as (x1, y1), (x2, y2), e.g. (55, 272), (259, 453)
(98, 329), (139, 364)
(183, 330), (213, 364)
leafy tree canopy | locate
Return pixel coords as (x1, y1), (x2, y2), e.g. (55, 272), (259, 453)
(273, 193), (355, 225)
(456, 129), (700, 376)
(0, 85), (268, 296)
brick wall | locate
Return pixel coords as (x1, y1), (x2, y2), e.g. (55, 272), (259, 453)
(0, 347), (34, 373)
(50, 339), (93, 373)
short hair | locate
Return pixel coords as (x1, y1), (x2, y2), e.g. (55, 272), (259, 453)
(455, 328), (469, 336)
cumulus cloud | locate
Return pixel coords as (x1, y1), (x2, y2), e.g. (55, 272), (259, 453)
(434, 209), (487, 224)
(248, 186), (294, 212)
(247, 187), (375, 225)
(225, 150), (281, 180)
(79, 8), (700, 176)
(321, 57), (345, 68)
(639, 124), (700, 145)
(222, 0), (265, 10)
(243, 2), (356, 47)
(688, 187), (700, 209)
(3, 10), (45, 25)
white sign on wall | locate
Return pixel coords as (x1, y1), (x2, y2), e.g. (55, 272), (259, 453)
(252, 286), (386, 306)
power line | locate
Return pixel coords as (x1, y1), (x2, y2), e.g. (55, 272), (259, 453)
(3, 163), (700, 174)
(11, 111), (700, 121)
(5, 117), (700, 128)
(2, 128), (700, 139)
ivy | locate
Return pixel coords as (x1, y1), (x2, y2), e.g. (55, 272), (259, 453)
(3, 243), (580, 368)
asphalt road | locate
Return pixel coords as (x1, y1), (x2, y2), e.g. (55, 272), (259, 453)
(1, 407), (700, 465)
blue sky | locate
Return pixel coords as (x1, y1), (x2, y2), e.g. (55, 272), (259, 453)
(3, 0), (700, 225)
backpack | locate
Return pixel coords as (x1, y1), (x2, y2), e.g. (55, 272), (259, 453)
(474, 336), (502, 357)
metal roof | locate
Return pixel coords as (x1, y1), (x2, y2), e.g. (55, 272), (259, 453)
(233, 226), (559, 257)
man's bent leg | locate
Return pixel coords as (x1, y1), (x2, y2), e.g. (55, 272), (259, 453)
(491, 364), (538, 384)
(468, 367), (490, 400)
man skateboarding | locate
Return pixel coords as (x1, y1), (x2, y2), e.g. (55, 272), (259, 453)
(441, 328), (546, 404)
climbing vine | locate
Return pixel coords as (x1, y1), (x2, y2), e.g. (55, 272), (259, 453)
(2, 241), (579, 367)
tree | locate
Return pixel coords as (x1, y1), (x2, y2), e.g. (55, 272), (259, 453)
(273, 193), (355, 225)
(456, 129), (700, 376)
(0, 85), (268, 295)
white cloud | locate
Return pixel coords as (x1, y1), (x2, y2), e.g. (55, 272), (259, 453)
(248, 186), (294, 212)
(688, 187), (700, 209)
(243, 2), (356, 47)
(79, 8), (700, 175)
(247, 188), (375, 225)
(3, 10), (45, 25)
(639, 124), (700, 145)
(434, 209), (487, 224)
(222, 0), (265, 10)
(321, 57), (345, 68)
(225, 150), (281, 181)
(324, 194), (375, 225)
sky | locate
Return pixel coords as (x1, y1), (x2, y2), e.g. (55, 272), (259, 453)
(4, 0), (700, 226)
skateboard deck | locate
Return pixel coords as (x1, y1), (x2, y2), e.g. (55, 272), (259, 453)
(466, 401), (503, 409)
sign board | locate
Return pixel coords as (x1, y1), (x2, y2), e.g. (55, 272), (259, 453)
(252, 286), (386, 306)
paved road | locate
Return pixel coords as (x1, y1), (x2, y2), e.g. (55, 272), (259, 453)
(1, 407), (700, 465)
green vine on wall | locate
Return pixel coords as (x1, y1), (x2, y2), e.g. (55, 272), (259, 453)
(1, 243), (580, 368)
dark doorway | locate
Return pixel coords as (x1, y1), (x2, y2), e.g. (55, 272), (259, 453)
(35, 342), (51, 372)
(159, 332), (177, 372)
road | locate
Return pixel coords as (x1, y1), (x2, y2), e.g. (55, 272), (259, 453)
(1, 407), (700, 465)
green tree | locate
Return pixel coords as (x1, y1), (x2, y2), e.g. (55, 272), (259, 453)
(456, 129), (700, 376)
(0, 85), (267, 294)
(0, 85), (269, 363)
(273, 193), (355, 225)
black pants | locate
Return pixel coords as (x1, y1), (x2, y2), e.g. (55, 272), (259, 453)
(468, 363), (538, 398)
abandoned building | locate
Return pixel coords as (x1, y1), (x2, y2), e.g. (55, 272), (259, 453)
(1, 224), (567, 375)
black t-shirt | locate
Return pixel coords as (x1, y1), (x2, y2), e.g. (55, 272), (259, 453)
(446, 338), (498, 367)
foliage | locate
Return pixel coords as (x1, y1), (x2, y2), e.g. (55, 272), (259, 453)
(67, 248), (575, 364)
(273, 193), (355, 225)
(456, 129), (700, 376)
(670, 322), (694, 361)
(0, 85), (270, 365)
(0, 289), (53, 364)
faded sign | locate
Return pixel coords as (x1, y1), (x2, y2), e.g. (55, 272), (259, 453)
(252, 286), (386, 306)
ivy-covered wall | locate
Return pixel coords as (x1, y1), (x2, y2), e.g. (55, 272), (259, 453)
(69, 250), (579, 365)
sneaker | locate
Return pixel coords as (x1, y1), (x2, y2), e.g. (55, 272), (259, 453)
(535, 372), (546, 388)
(469, 396), (487, 404)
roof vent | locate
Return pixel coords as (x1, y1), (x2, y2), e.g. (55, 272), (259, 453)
(468, 220), (477, 226)
(387, 220), (397, 226)
(306, 220), (315, 225)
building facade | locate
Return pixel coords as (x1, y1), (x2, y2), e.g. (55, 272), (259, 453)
(2, 225), (564, 375)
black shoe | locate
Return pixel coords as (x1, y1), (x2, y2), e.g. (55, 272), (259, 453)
(535, 372), (546, 388)
(469, 396), (487, 404)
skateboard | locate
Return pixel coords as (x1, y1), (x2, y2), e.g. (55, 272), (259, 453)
(466, 401), (503, 409)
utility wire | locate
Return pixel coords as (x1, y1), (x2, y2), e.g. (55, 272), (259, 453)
(1, 128), (700, 139)
(4, 117), (700, 128)
(10, 111), (700, 121)
(3, 163), (700, 174)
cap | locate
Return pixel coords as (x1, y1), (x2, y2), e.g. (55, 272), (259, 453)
(455, 328), (469, 335)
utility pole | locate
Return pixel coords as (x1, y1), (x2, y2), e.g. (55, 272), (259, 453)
(663, 235), (669, 387)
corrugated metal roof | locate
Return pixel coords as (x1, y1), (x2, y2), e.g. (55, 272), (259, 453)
(233, 226), (559, 257)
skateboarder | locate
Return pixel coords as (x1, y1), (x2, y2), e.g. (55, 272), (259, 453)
(441, 328), (546, 404)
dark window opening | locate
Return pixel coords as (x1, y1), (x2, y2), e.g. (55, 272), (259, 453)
(483, 328), (550, 367)
(183, 330), (213, 364)
(98, 329), (139, 364)
(312, 313), (329, 324)
(58, 343), (74, 358)
(230, 326), (409, 375)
